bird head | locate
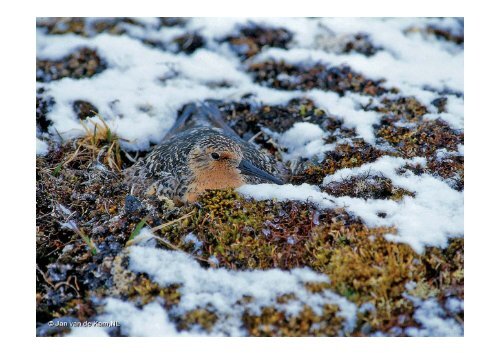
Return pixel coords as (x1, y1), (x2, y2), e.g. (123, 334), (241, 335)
(188, 135), (283, 187)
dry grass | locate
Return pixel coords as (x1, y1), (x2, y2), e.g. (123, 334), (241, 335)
(63, 115), (123, 172)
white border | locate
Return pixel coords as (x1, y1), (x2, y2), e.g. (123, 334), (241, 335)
(2, 0), (498, 352)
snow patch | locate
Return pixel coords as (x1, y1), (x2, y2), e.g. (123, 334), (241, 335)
(405, 296), (463, 336)
(239, 155), (463, 253)
(36, 138), (49, 156)
(278, 122), (334, 160)
(82, 246), (358, 336)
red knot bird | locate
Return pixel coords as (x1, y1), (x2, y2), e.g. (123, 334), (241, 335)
(126, 102), (284, 203)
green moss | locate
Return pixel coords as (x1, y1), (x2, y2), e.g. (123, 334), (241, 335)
(242, 304), (344, 336)
(37, 70), (463, 336)
(150, 189), (463, 336)
(37, 134), (463, 336)
(177, 308), (218, 332)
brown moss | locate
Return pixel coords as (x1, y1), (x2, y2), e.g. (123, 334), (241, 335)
(377, 97), (429, 123)
(295, 141), (390, 185)
(377, 119), (463, 158)
(36, 47), (106, 82)
(315, 32), (381, 57)
(37, 17), (144, 37)
(218, 98), (328, 135)
(73, 100), (99, 120)
(152, 189), (463, 336)
(405, 24), (464, 45)
(224, 25), (293, 59)
(36, 89), (55, 133)
(323, 173), (415, 200)
(36, 136), (145, 326)
(248, 61), (395, 96)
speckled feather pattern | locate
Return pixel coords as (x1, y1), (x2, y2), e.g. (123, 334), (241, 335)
(126, 126), (283, 202)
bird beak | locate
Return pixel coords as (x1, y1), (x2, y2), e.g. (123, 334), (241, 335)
(238, 159), (284, 185)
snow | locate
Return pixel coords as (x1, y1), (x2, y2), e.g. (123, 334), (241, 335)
(37, 18), (463, 151)
(426, 95), (464, 130)
(323, 156), (463, 252)
(315, 18), (464, 96)
(238, 183), (336, 209)
(277, 122), (334, 160)
(38, 18), (463, 336)
(182, 232), (203, 251)
(307, 90), (382, 144)
(36, 138), (49, 156)
(425, 95), (464, 130)
(239, 155), (463, 253)
(405, 296), (463, 336)
(74, 245), (358, 336)
(445, 297), (464, 314)
(100, 299), (178, 336)
(251, 18), (464, 142)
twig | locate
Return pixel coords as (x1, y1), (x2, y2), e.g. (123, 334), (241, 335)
(152, 235), (209, 263)
(150, 210), (195, 233)
(36, 264), (55, 289)
(248, 131), (263, 143)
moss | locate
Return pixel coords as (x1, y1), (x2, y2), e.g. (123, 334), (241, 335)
(248, 61), (396, 96)
(36, 137), (145, 325)
(36, 47), (107, 82)
(145, 188), (463, 334)
(37, 139), (463, 336)
(156, 189), (326, 270)
(223, 25), (293, 59)
(405, 24), (464, 45)
(242, 304), (344, 336)
(218, 98), (328, 135)
(323, 173), (415, 200)
(128, 276), (182, 308)
(72, 100), (99, 120)
(315, 32), (381, 57)
(215, 98), (344, 161)
(37, 18), (463, 336)
(158, 189), (463, 336)
(177, 308), (218, 332)
(37, 17), (144, 37)
(377, 97), (429, 122)
(375, 96), (463, 158)
(36, 89), (55, 133)
(294, 141), (390, 184)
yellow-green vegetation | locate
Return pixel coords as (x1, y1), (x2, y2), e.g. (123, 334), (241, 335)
(242, 304), (345, 336)
(36, 97), (463, 336)
(36, 17), (463, 337)
(139, 189), (464, 336)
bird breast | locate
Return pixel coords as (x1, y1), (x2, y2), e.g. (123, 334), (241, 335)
(184, 165), (245, 202)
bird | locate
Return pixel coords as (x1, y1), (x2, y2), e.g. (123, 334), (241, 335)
(125, 101), (284, 203)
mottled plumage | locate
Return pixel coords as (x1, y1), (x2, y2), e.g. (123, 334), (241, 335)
(126, 102), (284, 202)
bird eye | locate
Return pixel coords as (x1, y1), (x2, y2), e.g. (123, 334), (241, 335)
(211, 152), (220, 160)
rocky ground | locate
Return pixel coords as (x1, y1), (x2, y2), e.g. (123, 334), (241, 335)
(36, 17), (464, 337)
